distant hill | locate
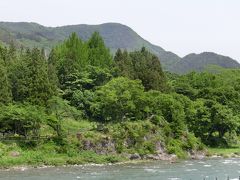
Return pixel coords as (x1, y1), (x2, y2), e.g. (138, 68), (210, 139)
(169, 52), (240, 74)
(0, 21), (239, 73)
(0, 22), (180, 70)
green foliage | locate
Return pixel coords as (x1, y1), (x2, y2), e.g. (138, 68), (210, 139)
(46, 96), (82, 137)
(166, 139), (187, 158)
(0, 58), (12, 104)
(170, 70), (240, 146)
(114, 47), (167, 91)
(114, 49), (134, 78)
(0, 30), (240, 167)
(88, 32), (113, 68)
(51, 32), (113, 88)
(0, 104), (47, 136)
(146, 91), (187, 137)
(52, 33), (89, 85)
(166, 133), (203, 158)
(109, 120), (164, 155)
(10, 48), (56, 105)
(91, 77), (147, 122)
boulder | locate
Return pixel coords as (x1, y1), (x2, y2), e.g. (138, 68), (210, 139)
(129, 153), (141, 160)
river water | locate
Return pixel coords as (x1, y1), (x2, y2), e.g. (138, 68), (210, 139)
(0, 158), (240, 180)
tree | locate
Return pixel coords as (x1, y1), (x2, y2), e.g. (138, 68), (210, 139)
(10, 48), (56, 105)
(88, 32), (113, 68)
(114, 47), (167, 91)
(114, 49), (134, 78)
(50, 33), (89, 85)
(0, 104), (47, 136)
(90, 77), (147, 122)
(46, 96), (82, 137)
(0, 59), (12, 104)
(146, 91), (187, 137)
(189, 99), (240, 146)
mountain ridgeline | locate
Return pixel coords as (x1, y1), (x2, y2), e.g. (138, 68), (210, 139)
(0, 21), (239, 73)
(169, 52), (240, 74)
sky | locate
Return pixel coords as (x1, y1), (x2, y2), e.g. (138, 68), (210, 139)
(1, 0), (240, 61)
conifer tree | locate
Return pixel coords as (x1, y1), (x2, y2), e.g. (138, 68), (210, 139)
(0, 58), (12, 104)
(51, 33), (89, 85)
(27, 48), (55, 105)
(11, 48), (56, 105)
(114, 48), (134, 78)
(114, 47), (167, 91)
(88, 32), (113, 68)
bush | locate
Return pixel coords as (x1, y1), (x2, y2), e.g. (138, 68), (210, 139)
(166, 139), (187, 158)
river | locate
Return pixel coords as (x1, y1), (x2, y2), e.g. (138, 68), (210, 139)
(0, 158), (240, 180)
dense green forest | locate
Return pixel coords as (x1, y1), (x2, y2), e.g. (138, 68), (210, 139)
(0, 32), (240, 166)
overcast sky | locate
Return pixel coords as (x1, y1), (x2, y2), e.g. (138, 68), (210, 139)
(1, 0), (240, 60)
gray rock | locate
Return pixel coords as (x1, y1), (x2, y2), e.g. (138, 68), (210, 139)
(155, 141), (165, 154)
(144, 154), (160, 160)
(129, 153), (141, 160)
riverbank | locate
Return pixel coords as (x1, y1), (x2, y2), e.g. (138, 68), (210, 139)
(0, 119), (239, 169)
(0, 118), (204, 169)
(206, 147), (240, 158)
(0, 148), (179, 169)
(1, 146), (240, 170)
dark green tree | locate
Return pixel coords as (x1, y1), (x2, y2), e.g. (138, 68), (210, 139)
(0, 58), (12, 104)
(10, 48), (56, 105)
(88, 32), (113, 68)
(114, 49), (134, 78)
(114, 47), (167, 91)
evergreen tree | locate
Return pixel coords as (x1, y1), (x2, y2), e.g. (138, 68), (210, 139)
(0, 58), (12, 104)
(114, 47), (167, 91)
(88, 32), (113, 68)
(47, 50), (59, 95)
(27, 48), (56, 105)
(114, 49), (134, 78)
(11, 48), (56, 105)
(51, 33), (89, 85)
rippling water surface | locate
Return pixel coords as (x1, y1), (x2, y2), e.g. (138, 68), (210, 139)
(0, 158), (240, 180)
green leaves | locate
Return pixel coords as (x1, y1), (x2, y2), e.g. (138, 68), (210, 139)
(10, 48), (55, 105)
(90, 77), (146, 122)
(170, 70), (240, 146)
(0, 104), (46, 136)
(114, 47), (167, 91)
(0, 58), (12, 104)
(51, 32), (113, 88)
(88, 32), (113, 68)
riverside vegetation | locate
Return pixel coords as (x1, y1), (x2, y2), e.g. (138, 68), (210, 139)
(0, 32), (240, 168)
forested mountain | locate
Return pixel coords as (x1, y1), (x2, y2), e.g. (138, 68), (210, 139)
(0, 22), (239, 73)
(0, 22), (181, 70)
(169, 52), (240, 74)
